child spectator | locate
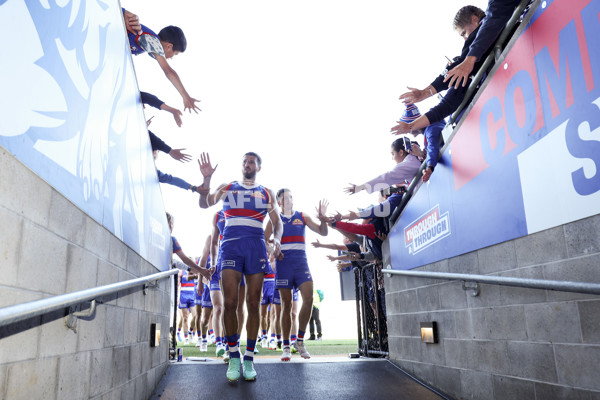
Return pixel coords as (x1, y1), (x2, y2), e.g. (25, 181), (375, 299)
(393, 104), (445, 182)
(344, 137), (420, 195)
(122, 8), (200, 113)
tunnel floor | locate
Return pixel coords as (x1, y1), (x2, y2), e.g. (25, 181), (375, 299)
(150, 355), (445, 400)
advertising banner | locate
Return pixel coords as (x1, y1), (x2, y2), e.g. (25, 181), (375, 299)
(389, 0), (600, 270)
(0, 1), (171, 269)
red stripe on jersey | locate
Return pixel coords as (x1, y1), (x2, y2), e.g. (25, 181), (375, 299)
(224, 208), (266, 220)
(181, 283), (195, 287)
(299, 212), (306, 224)
(281, 235), (305, 244)
(264, 274), (275, 278)
(214, 212), (219, 224)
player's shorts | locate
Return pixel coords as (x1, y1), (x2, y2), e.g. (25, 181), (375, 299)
(261, 278), (275, 305)
(273, 287), (281, 305)
(201, 284), (213, 308)
(210, 279), (221, 291)
(194, 283), (203, 305)
(214, 249), (223, 281)
(179, 292), (195, 309)
(210, 261), (221, 290)
(220, 237), (268, 276)
(275, 257), (312, 290)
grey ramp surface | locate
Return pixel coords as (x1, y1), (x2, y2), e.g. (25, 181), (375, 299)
(151, 359), (444, 400)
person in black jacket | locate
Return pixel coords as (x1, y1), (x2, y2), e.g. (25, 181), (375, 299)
(445, 0), (523, 88)
(141, 91), (183, 127)
(392, 6), (489, 138)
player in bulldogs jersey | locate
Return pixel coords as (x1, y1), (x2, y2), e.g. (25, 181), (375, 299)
(209, 210), (226, 357)
(195, 236), (215, 353)
(211, 208), (249, 362)
(264, 189), (328, 362)
(198, 152), (283, 382)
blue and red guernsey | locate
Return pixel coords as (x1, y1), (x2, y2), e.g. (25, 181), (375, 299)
(222, 182), (271, 241)
(280, 211), (306, 258)
(215, 210), (226, 242)
(171, 236), (182, 253)
(127, 23), (159, 56)
(180, 271), (196, 293)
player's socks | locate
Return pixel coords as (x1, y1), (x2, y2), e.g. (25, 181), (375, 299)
(291, 334), (297, 343)
(297, 329), (306, 344)
(283, 339), (290, 347)
(226, 334), (240, 358)
(244, 339), (256, 361)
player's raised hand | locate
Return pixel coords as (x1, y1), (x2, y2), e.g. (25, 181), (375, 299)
(198, 152), (218, 178)
(316, 199), (329, 220)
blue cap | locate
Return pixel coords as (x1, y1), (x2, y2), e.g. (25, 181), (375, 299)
(399, 104), (421, 124)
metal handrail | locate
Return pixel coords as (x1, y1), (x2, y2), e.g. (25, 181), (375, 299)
(384, 267), (600, 296)
(0, 269), (178, 327)
(389, 0), (539, 226)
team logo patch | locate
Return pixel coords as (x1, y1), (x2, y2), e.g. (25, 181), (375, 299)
(404, 205), (451, 255)
(222, 260), (236, 267)
(251, 191), (266, 200)
(292, 218), (303, 225)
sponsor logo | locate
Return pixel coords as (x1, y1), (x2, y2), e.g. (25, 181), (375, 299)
(292, 218), (303, 225)
(276, 279), (289, 286)
(222, 260), (236, 267)
(404, 205), (451, 255)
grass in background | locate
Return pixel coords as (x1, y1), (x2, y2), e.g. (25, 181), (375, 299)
(176, 338), (358, 358)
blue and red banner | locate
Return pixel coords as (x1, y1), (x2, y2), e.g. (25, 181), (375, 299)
(390, 0), (600, 270)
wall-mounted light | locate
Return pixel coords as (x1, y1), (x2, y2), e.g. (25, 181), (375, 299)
(420, 322), (438, 344)
(151, 323), (161, 347)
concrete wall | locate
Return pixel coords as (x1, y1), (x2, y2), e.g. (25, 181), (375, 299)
(0, 148), (171, 399)
(385, 214), (600, 400)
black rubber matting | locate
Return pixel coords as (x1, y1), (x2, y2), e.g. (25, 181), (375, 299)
(150, 358), (445, 400)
